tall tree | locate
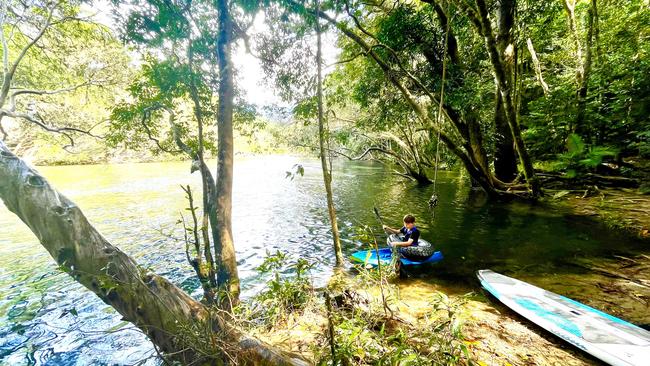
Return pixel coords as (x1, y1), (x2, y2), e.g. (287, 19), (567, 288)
(109, 0), (241, 305)
(214, 0), (240, 305)
(494, 0), (518, 182)
(458, 0), (540, 195)
(314, 0), (343, 266)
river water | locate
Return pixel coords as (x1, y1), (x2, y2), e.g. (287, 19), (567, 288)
(0, 156), (647, 365)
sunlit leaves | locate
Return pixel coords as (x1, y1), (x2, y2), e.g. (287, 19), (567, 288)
(1, 0), (132, 154)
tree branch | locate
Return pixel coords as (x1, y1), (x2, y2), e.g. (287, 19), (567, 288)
(0, 108), (101, 149)
(326, 51), (367, 67)
(1, 5), (54, 107)
(4, 82), (95, 112)
(526, 38), (549, 95)
(0, 0), (10, 75)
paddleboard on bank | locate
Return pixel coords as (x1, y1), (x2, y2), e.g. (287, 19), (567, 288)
(478, 269), (650, 366)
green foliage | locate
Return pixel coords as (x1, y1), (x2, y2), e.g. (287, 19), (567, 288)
(285, 164), (305, 180)
(555, 134), (617, 177)
(316, 292), (472, 365)
(630, 130), (650, 158)
(268, 0), (650, 185)
(1, 1), (131, 156)
(242, 251), (314, 327)
(107, 56), (217, 155)
(293, 96), (318, 123)
(522, 0), (650, 161)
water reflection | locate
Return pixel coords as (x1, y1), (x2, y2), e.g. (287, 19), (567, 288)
(0, 156), (646, 365)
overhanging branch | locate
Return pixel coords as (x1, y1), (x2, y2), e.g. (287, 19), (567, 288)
(0, 108), (102, 149)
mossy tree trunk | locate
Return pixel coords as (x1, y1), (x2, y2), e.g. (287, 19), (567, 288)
(468, 0), (540, 196)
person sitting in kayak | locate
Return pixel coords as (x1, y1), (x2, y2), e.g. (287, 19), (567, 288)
(383, 214), (433, 261)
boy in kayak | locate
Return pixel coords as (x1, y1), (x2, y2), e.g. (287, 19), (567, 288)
(382, 214), (433, 261)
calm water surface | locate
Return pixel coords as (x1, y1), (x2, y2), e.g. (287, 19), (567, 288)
(0, 156), (646, 365)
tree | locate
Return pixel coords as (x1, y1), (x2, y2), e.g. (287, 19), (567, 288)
(562, 0), (597, 140)
(109, 0), (242, 306)
(457, 0), (539, 195)
(314, 0), (343, 266)
(214, 0), (240, 305)
(0, 0), (310, 362)
(0, 0), (126, 152)
(282, 0), (536, 197)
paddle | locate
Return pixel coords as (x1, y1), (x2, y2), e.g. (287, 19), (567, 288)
(373, 206), (403, 275)
(373, 206), (385, 228)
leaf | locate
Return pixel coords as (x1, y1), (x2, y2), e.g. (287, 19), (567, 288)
(566, 133), (585, 154)
(553, 190), (570, 199)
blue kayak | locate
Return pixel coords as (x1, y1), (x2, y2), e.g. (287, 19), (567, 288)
(350, 247), (444, 268)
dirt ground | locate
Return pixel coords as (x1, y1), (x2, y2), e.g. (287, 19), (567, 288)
(395, 279), (603, 366)
(256, 274), (637, 365)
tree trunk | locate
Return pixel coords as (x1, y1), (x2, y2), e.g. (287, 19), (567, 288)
(562, 0), (583, 135)
(474, 0), (540, 196)
(466, 111), (492, 181)
(429, 1), (460, 65)
(0, 141), (309, 365)
(494, 0), (518, 183)
(526, 38), (550, 95)
(494, 96), (518, 182)
(214, 0), (240, 307)
(315, 0), (343, 266)
(188, 56), (218, 303)
(575, 0), (596, 142)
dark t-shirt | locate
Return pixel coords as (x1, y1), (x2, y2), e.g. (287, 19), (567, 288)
(399, 226), (420, 246)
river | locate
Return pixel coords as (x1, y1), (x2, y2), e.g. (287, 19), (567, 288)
(0, 156), (647, 365)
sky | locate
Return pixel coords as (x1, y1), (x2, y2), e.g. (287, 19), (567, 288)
(84, 1), (340, 110)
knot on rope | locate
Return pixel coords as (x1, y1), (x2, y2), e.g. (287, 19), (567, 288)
(428, 193), (439, 209)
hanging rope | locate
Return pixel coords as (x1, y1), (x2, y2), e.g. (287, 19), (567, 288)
(429, 6), (452, 212)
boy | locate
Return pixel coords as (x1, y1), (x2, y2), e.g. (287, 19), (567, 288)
(383, 214), (420, 247)
(383, 214), (433, 261)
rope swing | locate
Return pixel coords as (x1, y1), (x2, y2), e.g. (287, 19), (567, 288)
(429, 7), (452, 214)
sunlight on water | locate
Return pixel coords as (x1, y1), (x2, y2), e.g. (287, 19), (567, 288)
(0, 156), (646, 365)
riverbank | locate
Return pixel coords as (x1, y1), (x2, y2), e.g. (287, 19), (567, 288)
(548, 187), (650, 240)
(248, 273), (611, 365)
(12, 127), (293, 166)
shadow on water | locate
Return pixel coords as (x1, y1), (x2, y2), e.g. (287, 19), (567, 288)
(0, 156), (647, 364)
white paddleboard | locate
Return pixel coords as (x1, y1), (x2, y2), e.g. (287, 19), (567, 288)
(477, 270), (650, 366)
